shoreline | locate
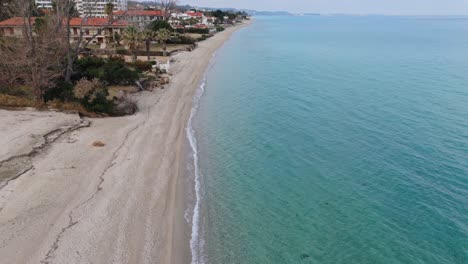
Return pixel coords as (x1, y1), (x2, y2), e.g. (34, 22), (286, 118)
(175, 20), (253, 264)
(0, 20), (252, 263)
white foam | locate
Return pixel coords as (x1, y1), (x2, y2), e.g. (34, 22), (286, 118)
(187, 79), (204, 264)
(186, 51), (219, 264)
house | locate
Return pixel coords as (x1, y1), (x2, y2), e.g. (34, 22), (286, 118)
(202, 16), (216, 26)
(69, 17), (128, 45)
(186, 11), (204, 19)
(0, 17), (128, 46)
(0, 17), (32, 37)
(114, 10), (166, 29)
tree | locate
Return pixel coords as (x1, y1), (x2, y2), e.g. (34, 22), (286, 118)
(104, 1), (114, 20)
(147, 20), (172, 32)
(123, 26), (141, 62)
(0, 0), (19, 20)
(187, 18), (198, 26)
(113, 31), (122, 46)
(153, 0), (178, 20)
(0, 0), (69, 102)
(61, 0), (127, 83)
(141, 29), (155, 61)
(155, 28), (171, 57)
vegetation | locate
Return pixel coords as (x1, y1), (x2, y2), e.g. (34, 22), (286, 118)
(123, 26), (142, 62)
(130, 61), (153, 72)
(155, 29), (171, 57)
(147, 20), (173, 32)
(208, 10), (248, 22)
(104, 2), (114, 18)
(0, 0), (239, 116)
(141, 29), (155, 61)
(167, 35), (196, 45)
(113, 32), (122, 46)
(74, 57), (140, 85)
(175, 27), (209, 34)
(74, 78), (114, 114)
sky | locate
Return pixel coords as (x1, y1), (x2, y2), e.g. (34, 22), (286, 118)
(179, 0), (468, 15)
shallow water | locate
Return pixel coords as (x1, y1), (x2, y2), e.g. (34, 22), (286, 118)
(193, 16), (468, 264)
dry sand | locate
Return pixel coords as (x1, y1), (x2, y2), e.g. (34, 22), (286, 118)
(0, 21), (251, 264)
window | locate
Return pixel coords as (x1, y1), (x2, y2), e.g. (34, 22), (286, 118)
(9, 28), (14, 35)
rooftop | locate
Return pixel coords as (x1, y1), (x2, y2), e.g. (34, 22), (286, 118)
(0, 17), (128, 27)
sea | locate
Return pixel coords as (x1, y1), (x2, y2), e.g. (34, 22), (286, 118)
(187, 15), (468, 264)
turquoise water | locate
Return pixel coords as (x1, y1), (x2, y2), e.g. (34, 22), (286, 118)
(193, 16), (468, 264)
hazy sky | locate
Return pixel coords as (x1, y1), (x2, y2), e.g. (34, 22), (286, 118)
(179, 0), (468, 15)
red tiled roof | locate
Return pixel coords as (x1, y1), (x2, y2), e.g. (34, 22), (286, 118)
(114, 10), (166, 16)
(0, 17), (128, 27)
(186, 11), (203, 17)
(69, 17), (128, 27)
(0, 17), (36, 27)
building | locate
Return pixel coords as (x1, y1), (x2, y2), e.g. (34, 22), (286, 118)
(34, 0), (128, 18)
(76, 0), (128, 18)
(69, 17), (128, 45)
(36, 0), (53, 9)
(0, 16), (128, 46)
(171, 11), (205, 21)
(186, 11), (204, 19)
(202, 16), (216, 26)
(114, 10), (165, 29)
(0, 17), (30, 37)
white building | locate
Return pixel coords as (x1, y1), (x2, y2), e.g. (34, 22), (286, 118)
(35, 0), (128, 17)
(35, 0), (53, 9)
(76, 0), (128, 18)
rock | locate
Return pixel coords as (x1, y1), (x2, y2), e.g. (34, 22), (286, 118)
(92, 141), (105, 147)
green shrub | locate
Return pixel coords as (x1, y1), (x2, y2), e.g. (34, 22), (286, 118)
(167, 35), (196, 45)
(180, 35), (196, 44)
(44, 81), (74, 102)
(74, 57), (140, 85)
(0, 85), (34, 99)
(130, 61), (152, 72)
(116, 47), (128, 55)
(147, 20), (173, 32)
(81, 89), (115, 114)
(216, 26), (225, 32)
(175, 28), (210, 34)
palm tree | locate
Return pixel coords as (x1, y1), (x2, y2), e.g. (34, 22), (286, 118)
(141, 29), (155, 61)
(123, 26), (141, 62)
(104, 1), (115, 20)
(155, 28), (171, 57)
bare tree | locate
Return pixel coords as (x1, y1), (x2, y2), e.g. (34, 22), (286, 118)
(0, 0), (128, 100)
(0, 0), (20, 20)
(0, 0), (68, 102)
(153, 0), (179, 20)
(60, 0), (128, 82)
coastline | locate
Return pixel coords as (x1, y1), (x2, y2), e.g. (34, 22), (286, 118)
(0, 20), (251, 263)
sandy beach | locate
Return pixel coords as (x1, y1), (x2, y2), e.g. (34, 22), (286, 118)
(0, 20), (250, 264)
